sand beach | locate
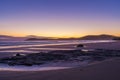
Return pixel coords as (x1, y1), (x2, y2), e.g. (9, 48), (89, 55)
(0, 58), (120, 80)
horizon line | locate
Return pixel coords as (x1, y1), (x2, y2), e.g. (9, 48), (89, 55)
(0, 34), (119, 38)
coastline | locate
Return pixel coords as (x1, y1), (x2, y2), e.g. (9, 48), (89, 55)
(0, 41), (120, 70)
(0, 41), (120, 80)
(0, 40), (116, 58)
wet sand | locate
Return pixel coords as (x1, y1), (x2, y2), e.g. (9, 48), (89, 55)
(0, 58), (120, 80)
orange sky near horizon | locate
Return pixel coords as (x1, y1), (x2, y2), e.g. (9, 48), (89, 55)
(1, 18), (120, 38)
(0, 0), (120, 38)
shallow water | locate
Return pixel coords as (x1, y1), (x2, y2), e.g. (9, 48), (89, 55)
(0, 40), (114, 53)
(0, 40), (115, 71)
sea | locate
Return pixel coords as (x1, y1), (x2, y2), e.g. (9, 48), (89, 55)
(0, 40), (114, 71)
(0, 40), (114, 53)
(0, 40), (112, 53)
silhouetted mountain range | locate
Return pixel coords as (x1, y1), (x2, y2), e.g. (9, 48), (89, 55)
(26, 34), (118, 40)
(79, 34), (117, 40)
(0, 34), (119, 41)
(0, 35), (54, 41)
(0, 35), (26, 41)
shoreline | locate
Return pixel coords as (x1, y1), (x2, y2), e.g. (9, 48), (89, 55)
(0, 57), (120, 80)
(0, 41), (120, 71)
(0, 57), (115, 71)
(0, 60), (90, 71)
(0, 40), (117, 59)
(0, 41), (120, 80)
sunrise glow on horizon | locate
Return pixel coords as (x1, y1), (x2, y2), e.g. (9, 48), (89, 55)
(0, 0), (120, 38)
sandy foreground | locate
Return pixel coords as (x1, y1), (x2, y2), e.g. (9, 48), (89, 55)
(0, 41), (120, 80)
(0, 58), (120, 80)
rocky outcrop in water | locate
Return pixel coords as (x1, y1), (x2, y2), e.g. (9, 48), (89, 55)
(0, 49), (120, 66)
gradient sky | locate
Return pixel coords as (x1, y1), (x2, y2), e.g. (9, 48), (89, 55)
(0, 0), (120, 38)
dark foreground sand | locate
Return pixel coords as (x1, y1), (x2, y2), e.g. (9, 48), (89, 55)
(0, 58), (120, 80)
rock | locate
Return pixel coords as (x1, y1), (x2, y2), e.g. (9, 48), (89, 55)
(76, 44), (84, 48)
(0, 49), (120, 66)
(23, 63), (33, 66)
(8, 62), (16, 66)
(16, 53), (21, 56)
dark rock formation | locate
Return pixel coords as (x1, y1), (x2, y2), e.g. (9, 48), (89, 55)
(76, 44), (84, 48)
(0, 49), (120, 66)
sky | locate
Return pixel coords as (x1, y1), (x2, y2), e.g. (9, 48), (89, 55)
(0, 0), (120, 38)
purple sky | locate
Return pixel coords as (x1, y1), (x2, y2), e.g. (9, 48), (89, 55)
(0, 0), (120, 38)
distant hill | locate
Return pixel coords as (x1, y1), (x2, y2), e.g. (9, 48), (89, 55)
(26, 34), (117, 41)
(26, 35), (52, 39)
(0, 35), (54, 41)
(79, 34), (116, 40)
(26, 38), (52, 41)
(25, 35), (54, 41)
(0, 35), (13, 38)
(0, 34), (119, 41)
(0, 35), (26, 41)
